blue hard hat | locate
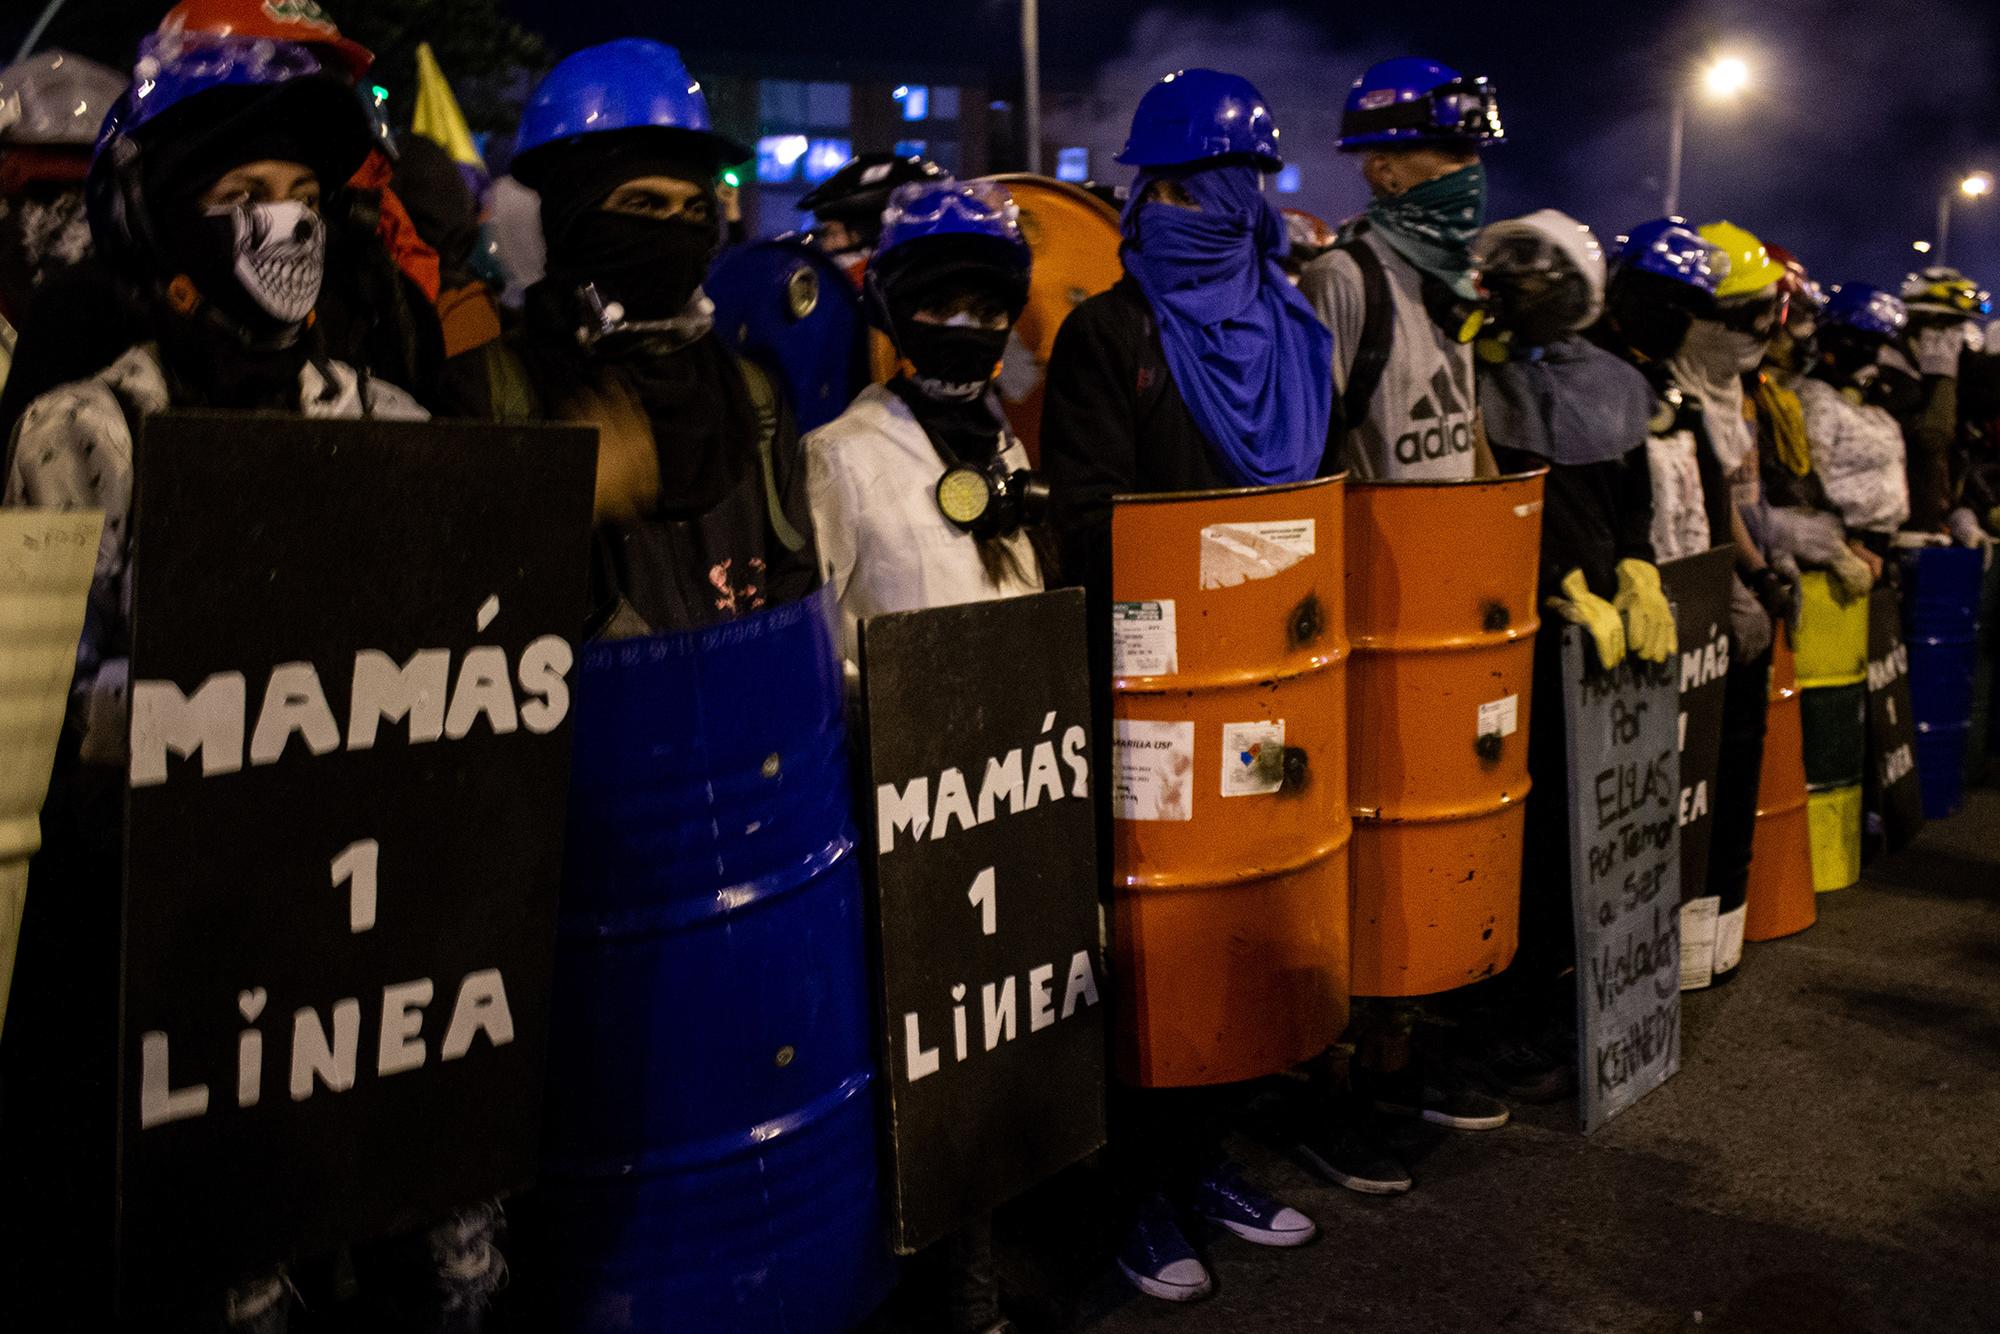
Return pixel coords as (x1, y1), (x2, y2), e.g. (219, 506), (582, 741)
(1610, 217), (1728, 295)
(513, 39), (749, 178)
(1338, 57), (1504, 152)
(112, 29), (329, 139)
(866, 178), (1031, 330)
(1115, 68), (1282, 171)
(1822, 283), (1910, 338)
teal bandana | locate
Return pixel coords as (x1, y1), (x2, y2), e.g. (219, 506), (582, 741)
(1363, 163), (1487, 301)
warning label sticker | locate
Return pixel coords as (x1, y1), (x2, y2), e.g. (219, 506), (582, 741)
(1112, 600), (1178, 677)
(1198, 520), (1315, 590)
(1113, 719), (1195, 822)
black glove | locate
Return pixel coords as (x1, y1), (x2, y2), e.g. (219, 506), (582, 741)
(1746, 565), (1796, 635)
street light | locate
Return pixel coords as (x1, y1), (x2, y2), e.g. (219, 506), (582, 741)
(1936, 171), (1994, 264)
(1665, 53), (1752, 217)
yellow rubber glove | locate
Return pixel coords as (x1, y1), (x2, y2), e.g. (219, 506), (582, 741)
(1614, 558), (1678, 664)
(1547, 568), (1626, 670)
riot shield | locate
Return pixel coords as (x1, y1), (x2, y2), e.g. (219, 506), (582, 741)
(549, 589), (895, 1332)
(1110, 476), (1350, 1087)
(1344, 473), (1545, 998)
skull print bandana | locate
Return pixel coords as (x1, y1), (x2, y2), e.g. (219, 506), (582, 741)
(205, 200), (326, 324)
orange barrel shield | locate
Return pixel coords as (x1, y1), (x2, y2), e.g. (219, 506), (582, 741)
(1744, 624), (1816, 941)
(977, 174), (1124, 466)
(1794, 572), (1869, 892)
(1111, 477), (1350, 1088)
(1343, 473), (1546, 997)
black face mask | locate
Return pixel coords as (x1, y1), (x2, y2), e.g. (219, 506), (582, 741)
(898, 321), (1009, 401)
(1611, 294), (1696, 363)
(546, 211), (718, 332)
(1818, 328), (1884, 383)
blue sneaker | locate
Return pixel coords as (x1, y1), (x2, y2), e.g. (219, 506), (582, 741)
(1191, 1164), (1316, 1248)
(1116, 1194), (1213, 1302)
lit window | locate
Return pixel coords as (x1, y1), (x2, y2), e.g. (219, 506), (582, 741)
(932, 87), (960, 121)
(759, 80), (806, 126)
(1056, 147), (1090, 183)
(806, 82), (851, 128)
(804, 138), (854, 185)
(1276, 164), (1302, 194)
(893, 138), (929, 159)
(895, 84), (929, 122)
(756, 134), (810, 184)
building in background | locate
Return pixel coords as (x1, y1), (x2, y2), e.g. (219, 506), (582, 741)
(693, 55), (994, 238)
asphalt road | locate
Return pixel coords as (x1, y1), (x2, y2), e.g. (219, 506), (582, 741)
(964, 784), (2000, 1334)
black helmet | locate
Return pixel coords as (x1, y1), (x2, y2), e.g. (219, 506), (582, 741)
(799, 152), (946, 240)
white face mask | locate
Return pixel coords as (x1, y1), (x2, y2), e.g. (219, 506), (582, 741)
(207, 200), (325, 324)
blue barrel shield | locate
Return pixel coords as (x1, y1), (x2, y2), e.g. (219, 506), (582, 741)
(1902, 546), (1984, 819)
(708, 236), (866, 435)
(546, 589), (893, 1332)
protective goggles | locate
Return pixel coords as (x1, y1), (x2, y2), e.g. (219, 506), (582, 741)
(882, 178), (1021, 233)
(1347, 77), (1504, 144)
(1912, 281), (1993, 317)
(1716, 289), (1788, 337)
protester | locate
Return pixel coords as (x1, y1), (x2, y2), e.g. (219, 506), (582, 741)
(1042, 66), (1326, 1303)
(1881, 264), (1994, 547)
(1471, 209), (1670, 1079)
(393, 133), (504, 385)
(1800, 283), (1915, 558)
(1302, 56), (1503, 479)
(444, 38), (816, 635)
(0, 29), (514, 1333)
(804, 173), (1040, 1334)
(0, 49), (135, 450)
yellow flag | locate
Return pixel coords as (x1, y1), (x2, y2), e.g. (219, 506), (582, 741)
(412, 42), (485, 170)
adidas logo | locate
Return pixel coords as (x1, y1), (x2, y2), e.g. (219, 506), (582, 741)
(1394, 367), (1473, 465)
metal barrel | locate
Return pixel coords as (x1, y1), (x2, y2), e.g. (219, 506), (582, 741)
(1794, 572), (1869, 892)
(546, 590), (894, 1332)
(707, 235), (866, 435)
(976, 174), (1124, 467)
(1111, 476), (1351, 1088)
(1968, 556), (2000, 787)
(1343, 473), (1545, 998)
(1900, 545), (1984, 819)
(1745, 625), (1816, 942)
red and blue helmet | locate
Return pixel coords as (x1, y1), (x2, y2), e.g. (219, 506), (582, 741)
(1337, 57), (1503, 152)
(1822, 283), (1909, 339)
(512, 40), (748, 185)
(1116, 68), (1283, 172)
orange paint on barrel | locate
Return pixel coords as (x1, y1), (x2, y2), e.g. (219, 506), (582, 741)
(1111, 476), (1350, 1087)
(1745, 624), (1816, 941)
(1343, 473), (1545, 998)
(978, 174), (1123, 467)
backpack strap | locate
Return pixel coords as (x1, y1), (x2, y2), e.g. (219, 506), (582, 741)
(1334, 231), (1396, 438)
(741, 357), (809, 555)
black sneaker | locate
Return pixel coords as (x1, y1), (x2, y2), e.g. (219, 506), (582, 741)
(1373, 1075), (1512, 1131)
(1295, 1116), (1413, 1195)
(1463, 1037), (1576, 1105)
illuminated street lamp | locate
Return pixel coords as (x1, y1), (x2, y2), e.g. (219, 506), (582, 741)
(1665, 53), (1752, 217)
(1937, 171), (1994, 264)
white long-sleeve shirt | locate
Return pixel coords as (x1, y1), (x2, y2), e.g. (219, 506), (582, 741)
(804, 384), (1042, 671)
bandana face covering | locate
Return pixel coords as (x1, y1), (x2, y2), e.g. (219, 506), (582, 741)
(1365, 162), (1487, 301)
(204, 200), (326, 324)
(546, 211), (718, 345)
(900, 315), (1010, 401)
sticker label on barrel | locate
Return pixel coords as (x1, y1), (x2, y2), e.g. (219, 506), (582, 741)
(1112, 600), (1178, 677)
(1221, 720), (1286, 797)
(1678, 896), (1719, 991)
(1198, 519), (1315, 590)
(1714, 903), (1746, 974)
(1478, 694), (1519, 738)
(1113, 719), (1195, 821)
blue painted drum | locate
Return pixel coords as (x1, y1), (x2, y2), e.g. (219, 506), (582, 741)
(707, 236), (867, 436)
(1902, 546), (1984, 820)
(545, 589), (894, 1332)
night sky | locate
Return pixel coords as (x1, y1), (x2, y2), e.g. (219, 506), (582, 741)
(5, 0), (1996, 286)
(502, 0), (2000, 290)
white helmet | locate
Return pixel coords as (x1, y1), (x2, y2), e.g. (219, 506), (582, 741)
(1473, 208), (1606, 341)
(0, 50), (127, 147)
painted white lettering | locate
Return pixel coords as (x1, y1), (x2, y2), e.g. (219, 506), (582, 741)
(378, 979), (434, 1077)
(903, 1010), (940, 1081)
(289, 1000), (361, 1100)
(517, 635), (574, 733)
(1028, 964), (1056, 1032)
(444, 646), (520, 740)
(931, 766), (977, 840)
(877, 777), (930, 852)
(249, 662), (341, 766)
(1062, 950), (1100, 1018)
(441, 969), (515, 1060)
(347, 648), (449, 748)
(130, 672), (246, 787)
(139, 1031), (209, 1129)
(982, 976), (1017, 1050)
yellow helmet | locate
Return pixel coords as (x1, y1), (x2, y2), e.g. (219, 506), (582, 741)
(1699, 220), (1787, 299)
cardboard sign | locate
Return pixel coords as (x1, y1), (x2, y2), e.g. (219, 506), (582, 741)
(861, 590), (1107, 1253)
(1657, 547), (1734, 989)
(1562, 626), (1682, 1134)
(0, 509), (103, 1037)
(118, 413), (595, 1303)
(1865, 584), (1925, 851)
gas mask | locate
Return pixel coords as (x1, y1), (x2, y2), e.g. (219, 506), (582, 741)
(199, 199), (326, 326)
(548, 210), (719, 348)
(935, 452), (1051, 540)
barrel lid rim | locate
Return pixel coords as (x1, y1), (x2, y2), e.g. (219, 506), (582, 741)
(1344, 466), (1550, 491)
(1112, 473), (1347, 506)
